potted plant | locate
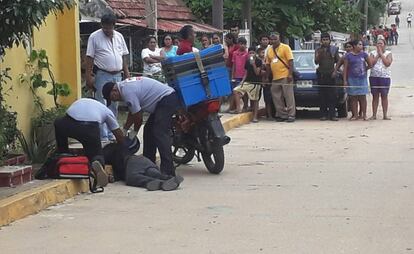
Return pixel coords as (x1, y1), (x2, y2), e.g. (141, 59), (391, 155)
(0, 68), (20, 166)
(19, 49), (71, 163)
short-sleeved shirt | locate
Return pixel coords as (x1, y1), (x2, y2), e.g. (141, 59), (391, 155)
(141, 48), (162, 75)
(245, 58), (263, 83)
(345, 52), (369, 78)
(316, 46), (339, 74)
(162, 45), (178, 58)
(118, 77), (174, 114)
(86, 29), (129, 72)
(177, 39), (193, 55)
(226, 44), (240, 68)
(370, 50), (391, 78)
(266, 43), (294, 80)
(232, 49), (249, 79)
(66, 98), (119, 130)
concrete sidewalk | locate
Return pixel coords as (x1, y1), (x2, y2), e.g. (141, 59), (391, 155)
(0, 111), (259, 227)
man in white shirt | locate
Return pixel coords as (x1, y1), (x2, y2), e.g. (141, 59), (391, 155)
(102, 77), (182, 177)
(54, 98), (125, 187)
(85, 12), (130, 141)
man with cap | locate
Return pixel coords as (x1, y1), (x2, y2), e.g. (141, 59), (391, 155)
(54, 98), (126, 187)
(102, 76), (181, 177)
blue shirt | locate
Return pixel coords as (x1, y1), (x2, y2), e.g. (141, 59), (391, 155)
(163, 45), (178, 58)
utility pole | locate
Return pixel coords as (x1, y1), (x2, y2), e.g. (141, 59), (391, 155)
(145, 0), (158, 40)
(364, 0), (369, 33)
(242, 0), (252, 46)
(212, 0), (223, 29)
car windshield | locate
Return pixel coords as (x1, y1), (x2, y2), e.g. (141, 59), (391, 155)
(293, 51), (316, 70)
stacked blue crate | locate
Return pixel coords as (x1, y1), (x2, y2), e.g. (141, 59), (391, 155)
(162, 45), (232, 107)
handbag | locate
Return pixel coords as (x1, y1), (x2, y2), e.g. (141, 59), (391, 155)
(272, 47), (300, 81)
(36, 153), (104, 193)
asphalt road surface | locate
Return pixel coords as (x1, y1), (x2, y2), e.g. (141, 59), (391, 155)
(1, 1), (414, 253)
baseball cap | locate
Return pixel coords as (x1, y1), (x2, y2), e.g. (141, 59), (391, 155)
(102, 82), (116, 106)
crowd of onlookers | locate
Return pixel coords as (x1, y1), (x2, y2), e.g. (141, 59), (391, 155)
(136, 21), (397, 124)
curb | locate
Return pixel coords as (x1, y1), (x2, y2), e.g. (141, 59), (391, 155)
(0, 110), (263, 227)
(0, 180), (89, 227)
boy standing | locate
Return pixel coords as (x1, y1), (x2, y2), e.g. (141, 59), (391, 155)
(230, 37), (249, 113)
(233, 47), (265, 122)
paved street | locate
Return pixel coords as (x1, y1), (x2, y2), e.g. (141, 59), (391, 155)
(1, 2), (414, 254)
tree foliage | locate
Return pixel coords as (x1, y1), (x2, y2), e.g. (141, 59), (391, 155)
(0, 0), (75, 54)
(184, 0), (367, 41)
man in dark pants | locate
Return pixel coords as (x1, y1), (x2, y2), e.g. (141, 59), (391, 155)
(314, 33), (340, 121)
(54, 98), (125, 187)
(102, 76), (182, 177)
(103, 143), (183, 191)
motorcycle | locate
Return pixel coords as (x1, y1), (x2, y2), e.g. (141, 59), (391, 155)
(172, 99), (231, 174)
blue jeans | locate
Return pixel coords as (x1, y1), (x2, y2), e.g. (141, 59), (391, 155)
(95, 70), (122, 140)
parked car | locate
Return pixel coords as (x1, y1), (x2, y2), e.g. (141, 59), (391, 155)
(388, 1), (401, 15)
(293, 50), (348, 118)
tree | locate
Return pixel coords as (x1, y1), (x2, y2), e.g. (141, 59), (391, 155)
(184, 0), (366, 42)
(0, 0), (75, 55)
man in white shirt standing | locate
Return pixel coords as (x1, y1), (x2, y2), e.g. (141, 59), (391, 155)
(86, 12), (130, 141)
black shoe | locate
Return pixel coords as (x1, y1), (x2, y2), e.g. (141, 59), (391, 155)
(286, 117), (295, 123)
(330, 117), (339, 121)
(275, 117), (286, 122)
(161, 178), (179, 191)
(146, 180), (162, 191)
(320, 116), (328, 121)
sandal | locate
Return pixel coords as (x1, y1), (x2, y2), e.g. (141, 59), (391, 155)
(349, 117), (358, 121)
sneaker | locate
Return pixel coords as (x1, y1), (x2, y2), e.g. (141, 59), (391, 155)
(330, 117), (339, 121)
(91, 161), (109, 187)
(161, 178), (179, 191)
(286, 117), (295, 123)
(146, 180), (162, 191)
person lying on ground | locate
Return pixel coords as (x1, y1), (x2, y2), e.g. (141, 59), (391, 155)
(103, 142), (183, 191)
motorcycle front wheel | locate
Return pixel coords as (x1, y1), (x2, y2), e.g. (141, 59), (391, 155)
(202, 144), (225, 174)
(172, 145), (195, 165)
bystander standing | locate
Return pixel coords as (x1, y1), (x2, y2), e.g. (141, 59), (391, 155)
(161, 34), (178, 58)
(315, 33), (340, 121)
(200, 34), (211, 49)
(141, 36), (164, 77)
(343, 40), (372, 121)
(369, 39), (393, 120)
(266, 33), (296, 122)
(85, 12), (130, 141)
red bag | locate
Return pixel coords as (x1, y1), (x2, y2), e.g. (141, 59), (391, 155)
(56, 156), (90, 179)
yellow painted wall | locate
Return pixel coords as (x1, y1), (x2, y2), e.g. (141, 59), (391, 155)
(0, 6), (81, 138)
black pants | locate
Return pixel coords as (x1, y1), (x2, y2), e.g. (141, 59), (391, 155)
(54, 115), (104, 165)
(317, 74), (337, 118)
(143, 93), (180, 176)
(125, 155), (171, 188)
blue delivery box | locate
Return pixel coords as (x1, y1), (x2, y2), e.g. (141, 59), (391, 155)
(162, 45), (232, 107)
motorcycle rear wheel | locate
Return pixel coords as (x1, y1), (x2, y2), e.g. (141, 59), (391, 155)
(172, 145), (195, 165)
(202, 144), (225, 174)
